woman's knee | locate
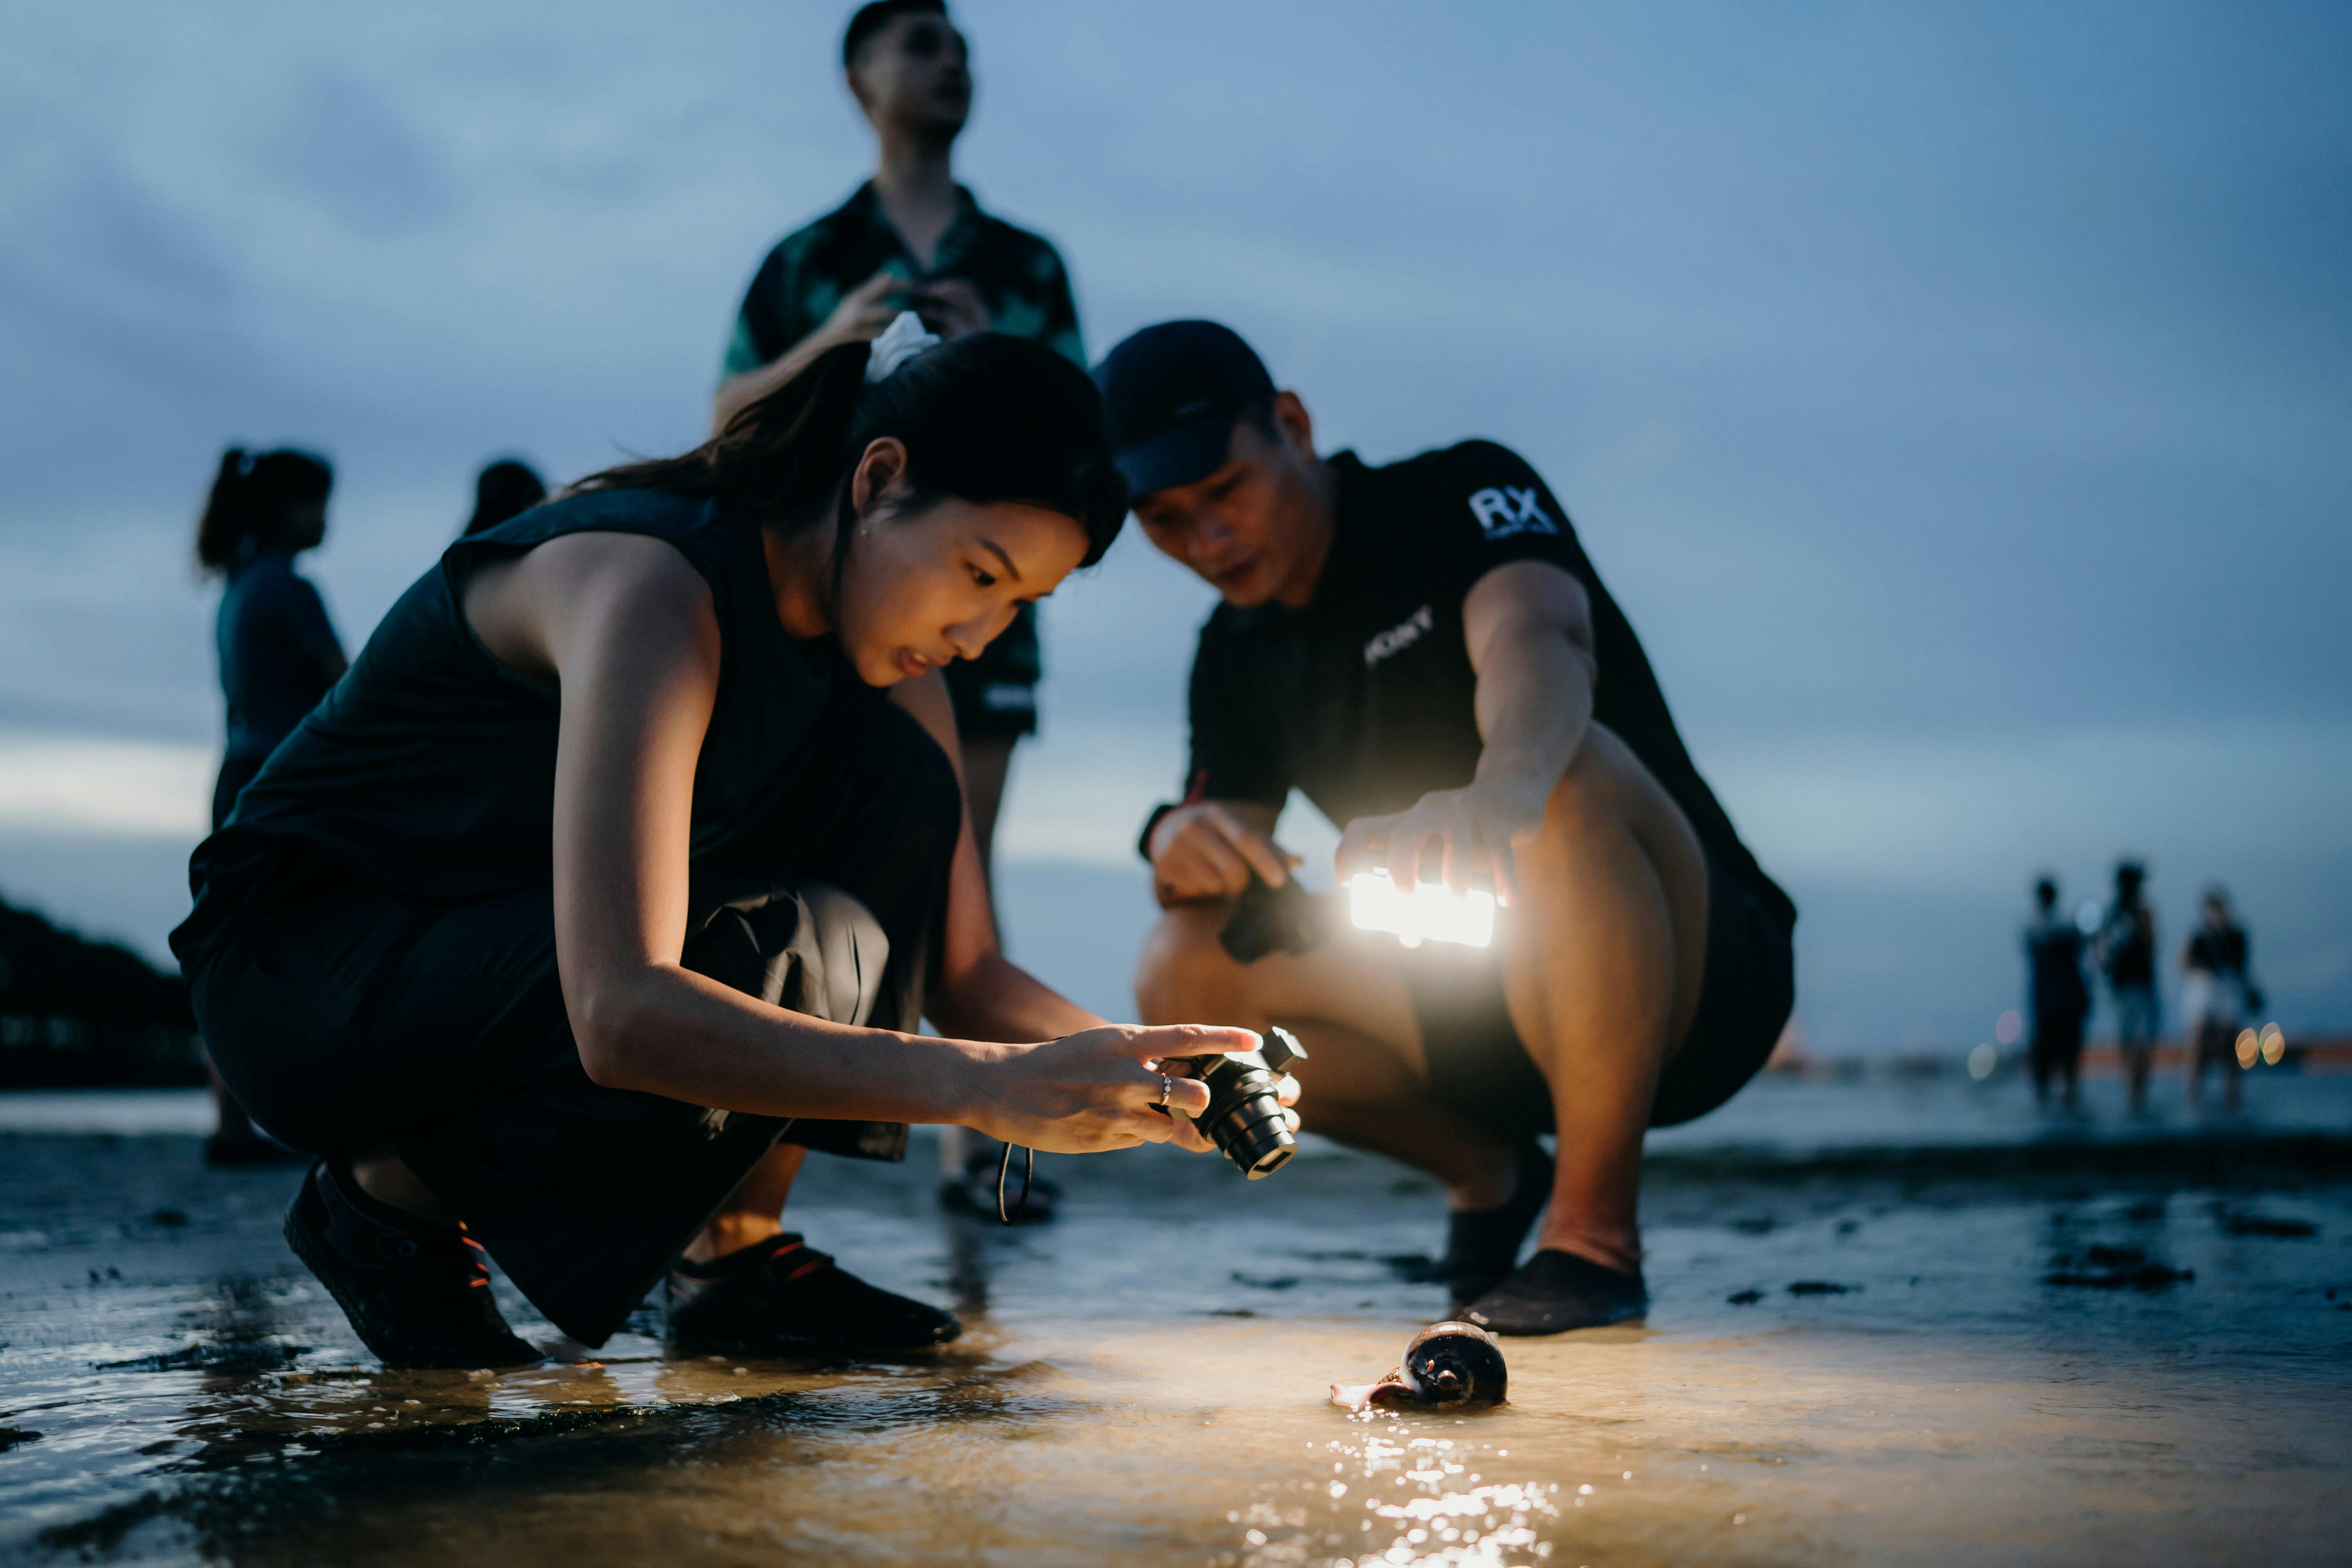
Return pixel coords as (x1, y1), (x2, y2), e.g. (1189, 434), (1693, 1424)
(791, 882), (889, 1027)
(684, 880), (888, 1028)
(1134, 903), (1250, 1024)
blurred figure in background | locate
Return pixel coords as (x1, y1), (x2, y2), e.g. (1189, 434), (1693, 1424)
(2094, 858), (2160, 1112)
(2023, 875), (2090, 1106)
(2182, 886), (2260, 1111)
(196, 446), (346, 1164)
(714, 0), (1088, 1218)
(463, 458), (547, 537)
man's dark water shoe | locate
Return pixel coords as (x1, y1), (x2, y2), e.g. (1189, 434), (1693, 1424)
(1443, 1142), (1555, 1307)
(1461, 1249), (1648, 1336)
(1385, 1142), (1555, 1304)
(666, 1234), (963, 1353)
(938, 1146), (1060, 1223)
(282, 1161), (543, 1370)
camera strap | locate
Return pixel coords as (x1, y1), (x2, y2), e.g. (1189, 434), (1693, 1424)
(995, 1139), (1035, 1225)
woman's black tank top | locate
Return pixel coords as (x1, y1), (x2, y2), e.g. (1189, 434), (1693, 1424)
(174, 490), (844, 963)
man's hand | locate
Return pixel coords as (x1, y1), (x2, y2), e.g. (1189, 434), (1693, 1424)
(913, 277), (991, 339)
(1333, 559), (1598, 907)
(713, 272), (913, 434)
(813, 271), (911, 352)
(1334, 776), (1550, 908)
(1148, 802), (1298, 903)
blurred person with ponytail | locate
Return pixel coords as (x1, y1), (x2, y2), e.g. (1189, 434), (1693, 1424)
(171, 324), (1290, 1370)
(194, 446), (345, 1164)
(198, 448), (345, 831)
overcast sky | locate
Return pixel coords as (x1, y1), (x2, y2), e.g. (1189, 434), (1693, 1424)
(2, 0), (2347, 1047)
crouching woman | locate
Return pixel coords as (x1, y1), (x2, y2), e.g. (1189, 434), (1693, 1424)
(172, 330), (1270, 1368)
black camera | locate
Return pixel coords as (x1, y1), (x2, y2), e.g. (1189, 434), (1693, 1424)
(1165, 1024), (1307, 1179)
(1218, 872), (1329, 965)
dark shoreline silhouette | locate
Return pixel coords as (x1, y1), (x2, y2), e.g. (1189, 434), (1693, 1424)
(0, 890), (199, 1088)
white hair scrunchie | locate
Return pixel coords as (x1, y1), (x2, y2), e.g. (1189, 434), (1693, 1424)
(865, 310), (942, 384)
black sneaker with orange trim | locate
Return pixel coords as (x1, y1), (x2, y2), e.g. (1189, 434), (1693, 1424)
(665, 1234), (962, 1354)
(282, 1160), (543, 1370)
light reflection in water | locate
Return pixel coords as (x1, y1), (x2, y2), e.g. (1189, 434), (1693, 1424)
(1231, 1422), (1566, 1568)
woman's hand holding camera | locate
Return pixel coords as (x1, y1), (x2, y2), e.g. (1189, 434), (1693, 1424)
(960, 1024), (1300, 1156)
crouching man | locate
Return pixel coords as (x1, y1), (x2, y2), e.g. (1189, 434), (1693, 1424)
(1102, 321), (1795, 1334)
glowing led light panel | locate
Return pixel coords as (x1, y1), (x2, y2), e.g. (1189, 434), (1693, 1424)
(1347, 871), (1495, 949)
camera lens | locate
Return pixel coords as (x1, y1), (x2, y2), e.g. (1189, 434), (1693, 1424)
(1188, 1026), (1306, 1180)
(1201, 1066), (1294, 1177)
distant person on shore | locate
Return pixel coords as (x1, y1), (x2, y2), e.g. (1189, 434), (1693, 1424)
(196, 446), (346, 1165)
(463, 459), (548, 537)
(2022, 875), (2090, 1106)
(2093, 858), (2160, 1112)
(1109, 321), (1795, 1335)
(714, 0), (1088, 1218)
(2182, 886), (2259, 1111)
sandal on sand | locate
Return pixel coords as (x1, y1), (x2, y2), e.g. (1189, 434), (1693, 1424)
(666, 1234), (962, 1353)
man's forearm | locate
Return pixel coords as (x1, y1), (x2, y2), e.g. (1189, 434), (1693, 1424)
(1472, 620), (1596, 797)
(711, 332), (839, 434)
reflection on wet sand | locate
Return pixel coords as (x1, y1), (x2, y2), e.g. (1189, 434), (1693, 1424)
(4, 1096), (2351, 1564)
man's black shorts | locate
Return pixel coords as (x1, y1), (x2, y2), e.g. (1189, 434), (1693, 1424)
(1402, 848), (1794, 1136)
(945, 602), (1040, 742)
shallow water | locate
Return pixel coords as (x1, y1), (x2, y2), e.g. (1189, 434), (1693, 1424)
(3, 1084), (2349, 1565)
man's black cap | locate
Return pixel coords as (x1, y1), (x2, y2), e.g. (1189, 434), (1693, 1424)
(1092, 321), (1274, 499)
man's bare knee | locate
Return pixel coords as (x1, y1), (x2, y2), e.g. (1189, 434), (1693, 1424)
(1134, 902), (1248, 1024)
(1544, 726), (1648, 840)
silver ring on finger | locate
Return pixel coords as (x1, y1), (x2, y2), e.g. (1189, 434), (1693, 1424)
(1157, 1073), (1173, 1107)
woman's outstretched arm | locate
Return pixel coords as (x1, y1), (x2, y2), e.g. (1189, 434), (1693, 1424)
(887, 672), (1295, 1153)
(461, 532), (1242, 1152)
(886, 671), (1109, 1044)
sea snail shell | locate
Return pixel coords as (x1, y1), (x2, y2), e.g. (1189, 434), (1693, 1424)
(1331, 1320), (1509, 1411)
(1399, 1320), (1508, 1406)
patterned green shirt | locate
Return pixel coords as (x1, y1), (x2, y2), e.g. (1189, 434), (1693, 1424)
(722, 182), (1084, 381)
(721, 182), (1083, 739)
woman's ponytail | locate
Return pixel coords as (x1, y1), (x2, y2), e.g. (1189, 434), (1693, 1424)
(196, 448), (250, 573)
(195, 446), (334, 575)
(568, 341), (875, 520)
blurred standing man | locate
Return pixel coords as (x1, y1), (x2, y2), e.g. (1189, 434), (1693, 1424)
(1108, 322), (1796, 1336)
(2181, 886), (2259, 1111)
(2022, 875), (2090, 1106)
(2094, 859), (2160, 1112)
(715, 0), (1087, 1216)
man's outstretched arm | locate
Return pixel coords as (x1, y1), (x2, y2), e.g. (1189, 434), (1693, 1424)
(1337, 560), (1597, 904)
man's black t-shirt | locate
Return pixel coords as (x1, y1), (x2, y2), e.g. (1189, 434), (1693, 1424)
(1174, 441), (1791, 927)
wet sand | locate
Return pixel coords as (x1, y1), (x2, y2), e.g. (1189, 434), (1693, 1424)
(3, 1077), (2349, 1566)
